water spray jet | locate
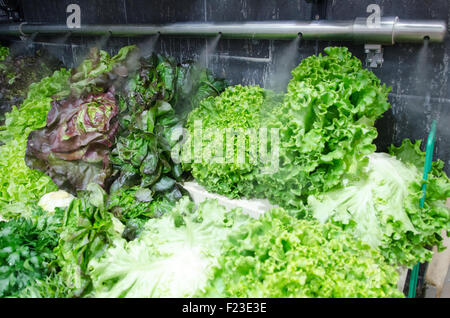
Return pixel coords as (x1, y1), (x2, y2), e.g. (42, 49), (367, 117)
(199, 33), (221, 68)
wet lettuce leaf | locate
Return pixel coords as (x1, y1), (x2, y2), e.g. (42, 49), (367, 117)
(109, 54), (226, 199)
(307, 140), (450, 267)
(25, 90), (120, 193)
(204, 208), (404, 298)
(259, 47), (391, 211)
(89, 197), (251, 298)
(0, 69), (70, 219)
(54, 184), (122, 297)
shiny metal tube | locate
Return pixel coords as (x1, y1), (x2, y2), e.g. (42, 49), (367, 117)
(393, 19), (447, 43)
(0, 18), (446, 44)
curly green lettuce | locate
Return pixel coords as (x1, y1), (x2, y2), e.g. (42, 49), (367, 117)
(183, 85), (281, 198)
(203, 208), (404, 298)
(259, 47), (391, 211)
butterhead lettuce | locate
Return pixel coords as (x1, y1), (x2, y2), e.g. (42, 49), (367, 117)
(25, 90), (120, 193)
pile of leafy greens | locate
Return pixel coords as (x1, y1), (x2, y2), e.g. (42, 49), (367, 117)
(0, 69), (70, 219)
(0, 207), (63, 297)
(89, 197), (403, 298)
(108, 54), (226, 218)
(203, 207), (403, 298)
(89, 197), (250, 298)
(308, 139), (450, 267)
(183, 85), (281, 198)
(108, 186), (170, 221)
(54, 184), (122, 297)
(182, 47), (392, 214)
(1, 43), (448, 299)
(23, 46), (138, 194)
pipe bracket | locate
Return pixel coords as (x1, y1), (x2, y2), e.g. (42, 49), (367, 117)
(364, 44), (384, 68)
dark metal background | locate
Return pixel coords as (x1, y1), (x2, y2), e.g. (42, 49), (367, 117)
(2, 0), (449, 173)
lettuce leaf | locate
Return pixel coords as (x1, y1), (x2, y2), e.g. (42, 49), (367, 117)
(308, 142), (450, 267)
(183, 85), (280, 198)
(89, 197), (251, 298)
(203, 208), (403, 298)
(54, 184), (121, 296)
(0, 69), (70, 219)
(25, 90), (120, 193)
(260, 47), (391, 211)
